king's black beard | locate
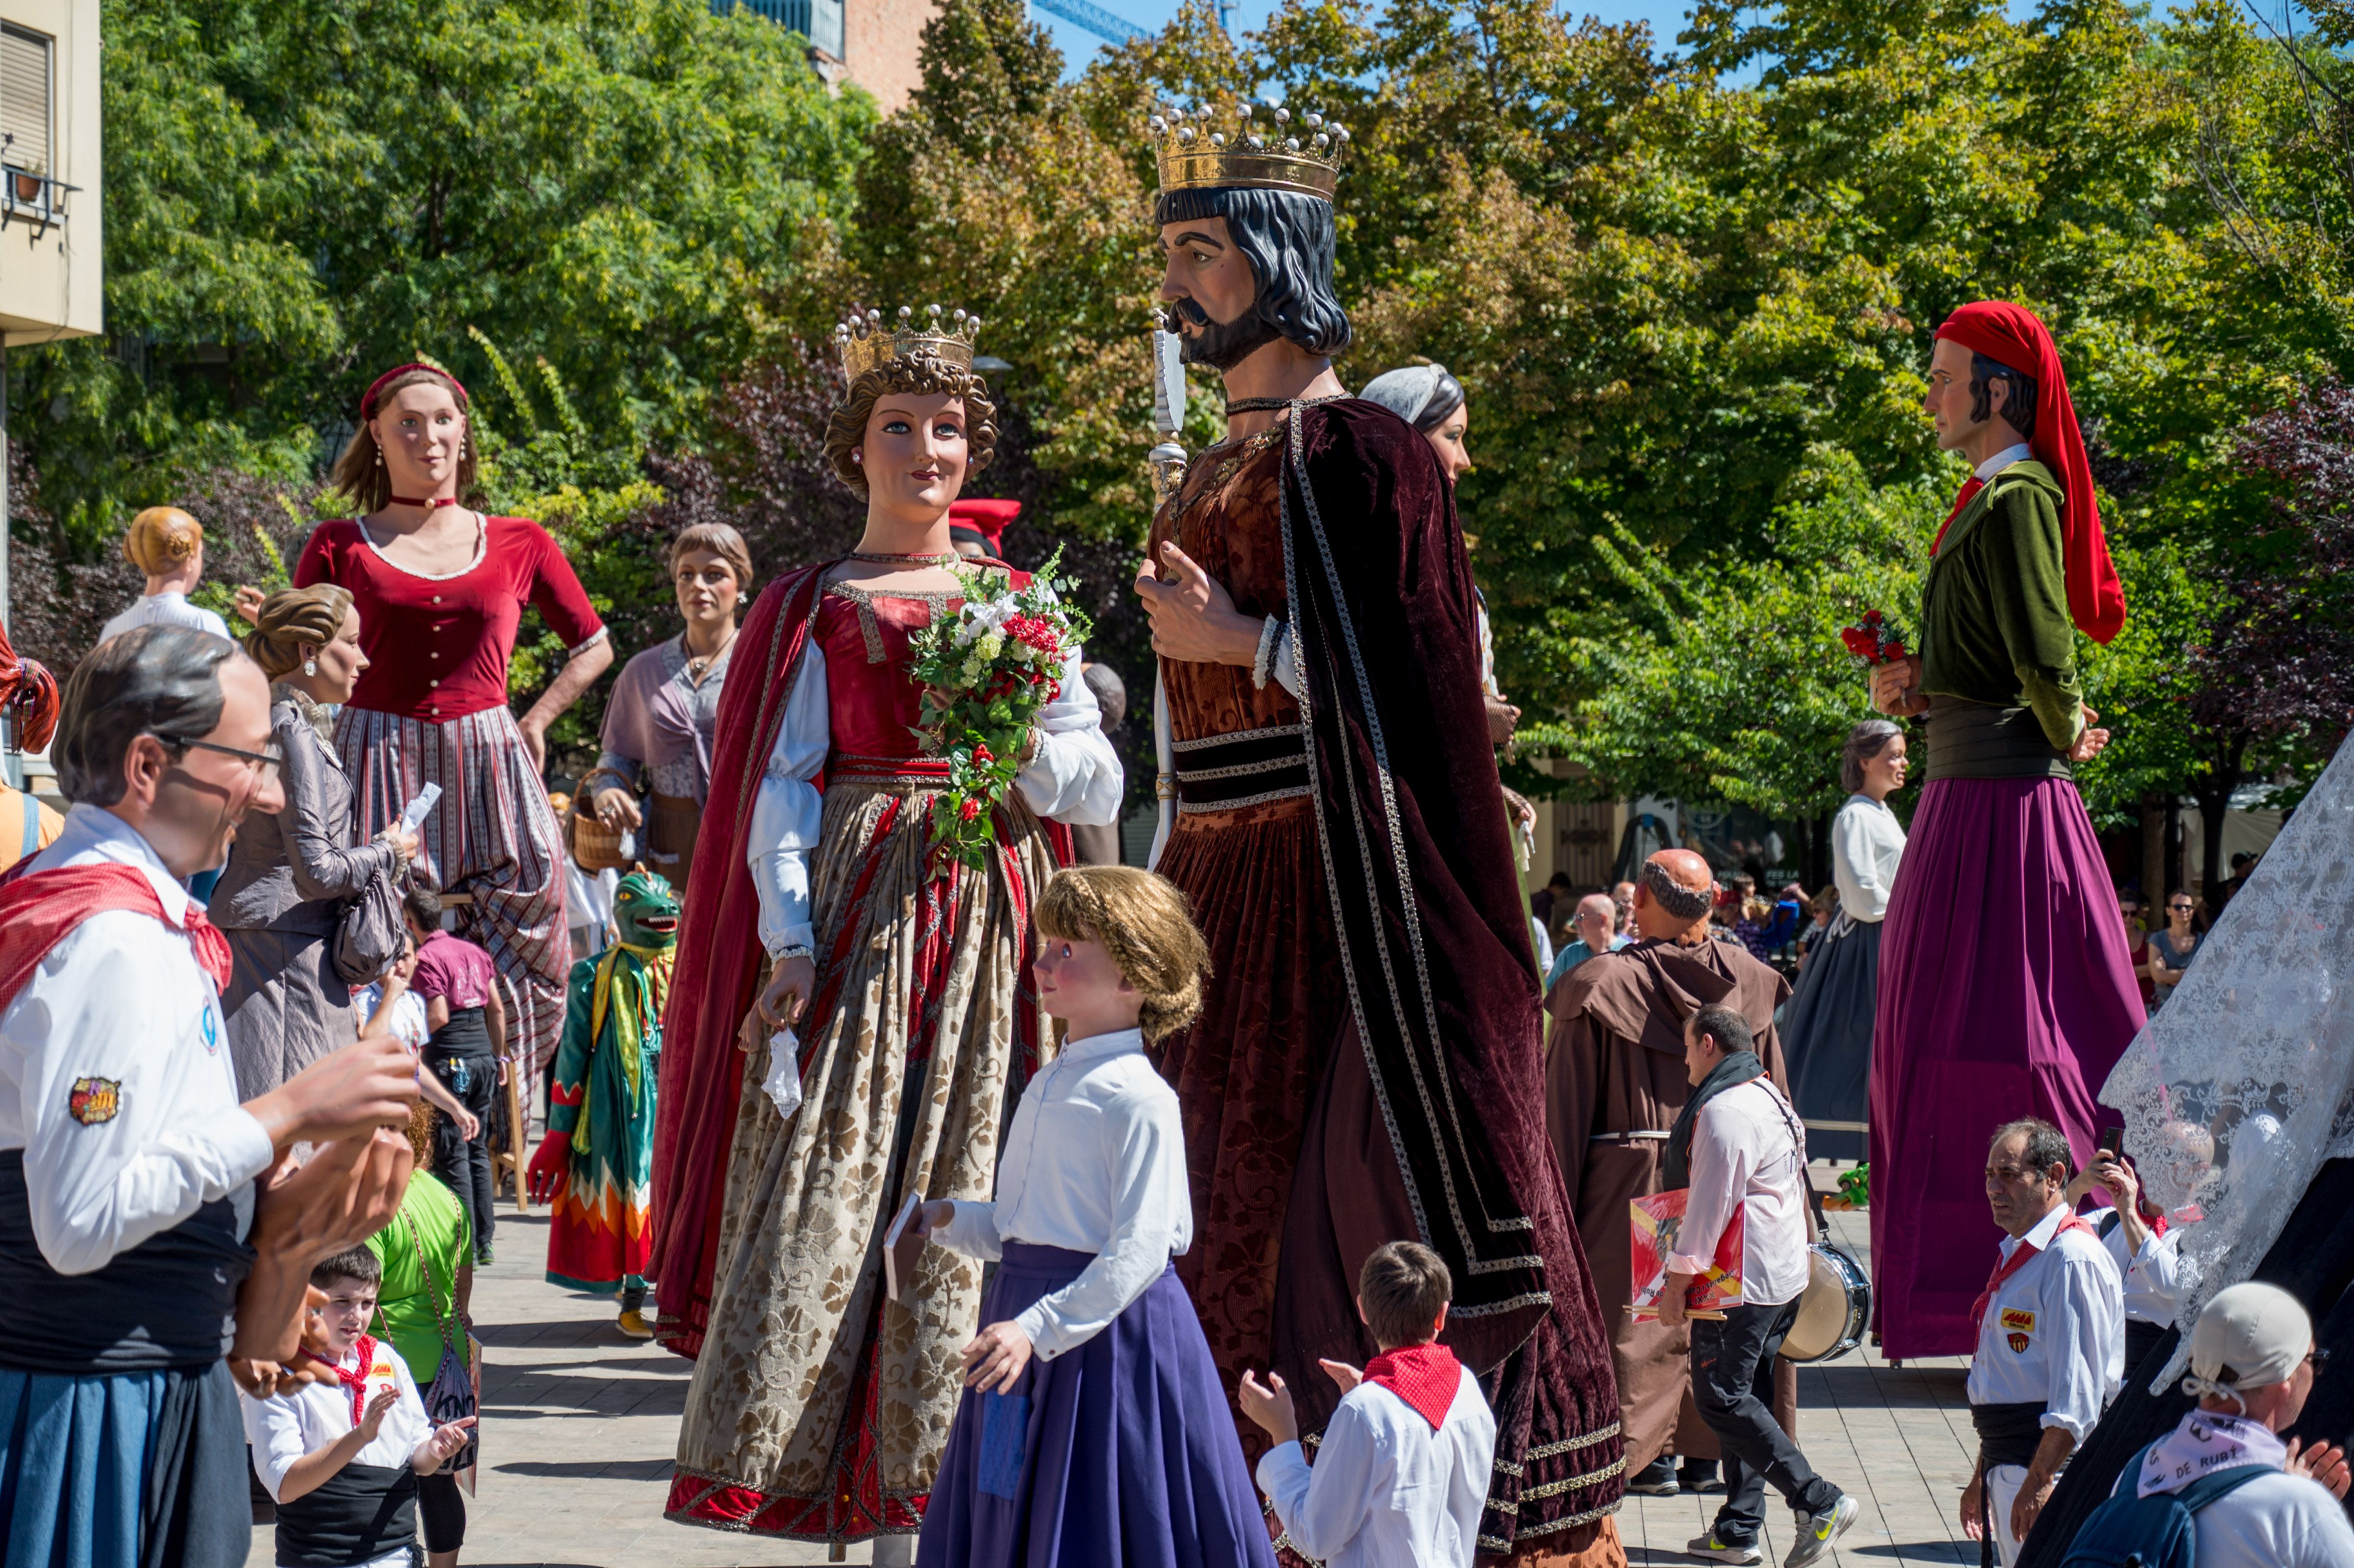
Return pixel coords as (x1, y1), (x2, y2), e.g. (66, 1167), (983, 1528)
(1165, 298), (1285, 373)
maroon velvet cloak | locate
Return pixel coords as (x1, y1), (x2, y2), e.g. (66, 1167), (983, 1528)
(1276, 402), (1625, 1552)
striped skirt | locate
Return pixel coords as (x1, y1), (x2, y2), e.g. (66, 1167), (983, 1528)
(336, 703), (571, 1074)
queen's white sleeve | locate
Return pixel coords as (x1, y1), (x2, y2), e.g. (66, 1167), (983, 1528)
(1013, 643), (1123, 826)
(748, 643), (831, 959)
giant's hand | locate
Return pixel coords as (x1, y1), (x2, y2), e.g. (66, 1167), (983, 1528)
(233, 1131), (414, 1364)
(2068, 705), (2110, 763)
(1134, 543), (1263, 667)
(1869, 654), (1927, 718)
(246, 1034), (420, 1152)
(752, 954), (816, 1034)
(527, 1129), (572, 1206)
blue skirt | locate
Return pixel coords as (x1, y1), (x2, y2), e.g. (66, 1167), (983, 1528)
(1784, 916), (1882, 1162)
(919, 1243), (1275, 1568)
(0, 1360), (248, 1568)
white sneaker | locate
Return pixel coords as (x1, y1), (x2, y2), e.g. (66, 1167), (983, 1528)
(1785, 1494), (1860, 1566)
(1685, 1533), (1764, 1565)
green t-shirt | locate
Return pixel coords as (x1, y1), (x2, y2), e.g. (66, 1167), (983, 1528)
(367, 1171), (472, 1384)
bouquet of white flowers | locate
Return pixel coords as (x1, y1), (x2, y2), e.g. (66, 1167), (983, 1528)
(906, 548), (1093, 871)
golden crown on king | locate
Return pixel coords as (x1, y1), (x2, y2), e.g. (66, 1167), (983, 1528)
(834, 303), (982, 382)
(1147, 101), (1350, 201)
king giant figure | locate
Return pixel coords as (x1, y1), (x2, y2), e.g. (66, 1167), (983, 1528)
(1133, 100), (1626, 1560)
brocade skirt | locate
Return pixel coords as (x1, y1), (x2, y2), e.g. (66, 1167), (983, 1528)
(667, 780), (1056, 1546)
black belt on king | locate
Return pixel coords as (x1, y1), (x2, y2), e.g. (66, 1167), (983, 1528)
(1172, 723), (1312, 813)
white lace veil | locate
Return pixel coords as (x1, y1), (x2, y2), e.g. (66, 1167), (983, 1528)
(2102, 736), (2354, 1391)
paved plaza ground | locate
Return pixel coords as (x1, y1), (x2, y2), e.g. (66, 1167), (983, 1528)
(256, 1171), (1984, 1566)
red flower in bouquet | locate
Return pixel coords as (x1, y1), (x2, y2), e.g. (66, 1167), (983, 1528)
(906, 547), (1094, 871)
(1839, 609), (1911, 668)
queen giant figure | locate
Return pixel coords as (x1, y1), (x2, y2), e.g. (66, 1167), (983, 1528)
(650, 307), (1122, 1561)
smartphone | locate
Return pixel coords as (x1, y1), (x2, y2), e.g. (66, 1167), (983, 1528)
(2098, 1127), (2124, 1161)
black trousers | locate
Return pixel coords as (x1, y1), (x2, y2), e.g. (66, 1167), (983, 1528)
(1690, 1299), (1842, 1544)
(424, 1042), (496, 1257)
(417, 1468), (466, 1552)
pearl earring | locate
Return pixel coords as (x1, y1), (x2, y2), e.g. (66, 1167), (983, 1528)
(304, 659), (318, 676)
(853, 451), (863, 464)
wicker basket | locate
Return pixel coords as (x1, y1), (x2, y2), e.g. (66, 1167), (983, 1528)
(569, 791), (632, 873)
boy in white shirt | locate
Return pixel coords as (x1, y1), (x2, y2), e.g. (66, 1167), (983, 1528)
(1240, 1240), (1498, 1568)
(912, 867), (1272, 1568)
(242, 1247), (475, 1568)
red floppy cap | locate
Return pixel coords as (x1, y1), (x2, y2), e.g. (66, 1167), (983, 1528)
(1933, 302), (2126, 645)
(948, 499), (1021, 557)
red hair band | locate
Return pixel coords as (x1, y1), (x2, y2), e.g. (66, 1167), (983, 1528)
(360, 363), (469, 421)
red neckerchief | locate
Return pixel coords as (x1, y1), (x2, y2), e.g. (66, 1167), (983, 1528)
(309, 1335), (377, 1426)
(1971, 1212), (2096, 1335)
(1930, 477), (1986, 557)
(0, 861), (234, 1013)
(1363, 1341), (1463, 1432)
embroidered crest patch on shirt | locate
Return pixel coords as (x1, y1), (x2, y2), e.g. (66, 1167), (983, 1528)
(2000, 1308), (2035, 1333)
(68, 1076), (122, 1125)
(2008, 1331), (2032, 1353)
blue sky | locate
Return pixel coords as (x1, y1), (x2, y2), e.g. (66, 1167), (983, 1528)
(1029, 0), (1697, 73)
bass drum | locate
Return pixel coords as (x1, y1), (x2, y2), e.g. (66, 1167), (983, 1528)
(1778, 1243), (1870, 1364)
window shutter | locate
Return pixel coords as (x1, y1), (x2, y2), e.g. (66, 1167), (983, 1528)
(0, 26), (51, 176)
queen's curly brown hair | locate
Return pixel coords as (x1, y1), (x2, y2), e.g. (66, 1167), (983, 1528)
(822, 352), (998, 499)
(1035, 867), (1212, 1043)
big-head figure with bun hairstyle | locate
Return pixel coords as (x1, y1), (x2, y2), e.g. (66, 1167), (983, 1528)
(652, 303), (1121, 1562)
(1134, 97), (1626, 1551)
(276, 360), (614, 1084)
(98, 505), (233, 645)
(1780, 718), (1910, 1164)
(208, 583), (419, 1098)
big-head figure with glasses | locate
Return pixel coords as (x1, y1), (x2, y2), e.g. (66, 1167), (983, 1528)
(0, 623), (422, 1568)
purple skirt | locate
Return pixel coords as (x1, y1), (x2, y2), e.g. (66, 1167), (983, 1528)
(918, 1243), (1275, 1568)
(1868, 777), (2144, 1361)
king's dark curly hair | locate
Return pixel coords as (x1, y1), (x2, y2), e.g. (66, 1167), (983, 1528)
(823, 352), (999, 499)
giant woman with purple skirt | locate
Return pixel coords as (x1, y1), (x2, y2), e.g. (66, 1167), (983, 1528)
(1866, 302), (2144, 1361)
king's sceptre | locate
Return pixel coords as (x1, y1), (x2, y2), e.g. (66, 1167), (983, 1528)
(1148, 325), (1187, 512)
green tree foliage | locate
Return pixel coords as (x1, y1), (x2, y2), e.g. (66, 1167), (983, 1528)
(13, 0), (872, 548)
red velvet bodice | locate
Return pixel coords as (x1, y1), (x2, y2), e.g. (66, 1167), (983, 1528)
(816, 587), (945, 759)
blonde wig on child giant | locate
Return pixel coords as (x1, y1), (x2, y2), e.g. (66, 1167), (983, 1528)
(1035, 867), (1211, 1043)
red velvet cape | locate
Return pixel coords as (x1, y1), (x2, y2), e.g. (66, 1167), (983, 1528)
(647, 563), (829, 1357)
(1280, 402), (1625, 1544)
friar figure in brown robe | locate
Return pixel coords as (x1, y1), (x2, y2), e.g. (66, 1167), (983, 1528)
(1546, 847), (1800, 1483)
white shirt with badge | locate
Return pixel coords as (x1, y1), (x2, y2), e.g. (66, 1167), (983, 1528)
(932, 1027), (1191, 1362)
(0, 804), (275, 1274)
(241, 1336), (433, 1567)
(1966, 1203), (2124, 1440)
(1968, 1204), (2126, 1566)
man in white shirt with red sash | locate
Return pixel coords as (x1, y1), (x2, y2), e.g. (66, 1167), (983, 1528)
(0, 624), (419, 1568)
(1962, 1117), (2123, 1566)
(1658, 1003), (1858, 1566)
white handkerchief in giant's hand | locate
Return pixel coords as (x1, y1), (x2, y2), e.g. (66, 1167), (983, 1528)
(762, 1029), (804, 1119)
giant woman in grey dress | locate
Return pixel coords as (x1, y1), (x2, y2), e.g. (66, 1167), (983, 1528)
(214, 585), (418, 1093)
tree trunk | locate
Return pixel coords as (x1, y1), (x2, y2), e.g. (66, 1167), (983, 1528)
(2163, 792), (2183, 898)
(2189, 733), (2250, 903)
(2139, 795), (2167, 905)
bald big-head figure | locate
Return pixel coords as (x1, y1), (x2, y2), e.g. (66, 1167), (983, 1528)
(1630, 848), (1716, 941)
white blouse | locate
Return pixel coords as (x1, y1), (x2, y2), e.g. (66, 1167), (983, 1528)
(1831, 793), (1906, 923)
(747, 638), (1123, 957)
(932, 1028), (1192, 1362)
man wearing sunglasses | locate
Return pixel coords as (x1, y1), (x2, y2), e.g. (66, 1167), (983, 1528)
(0, 624), (422, 1568)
